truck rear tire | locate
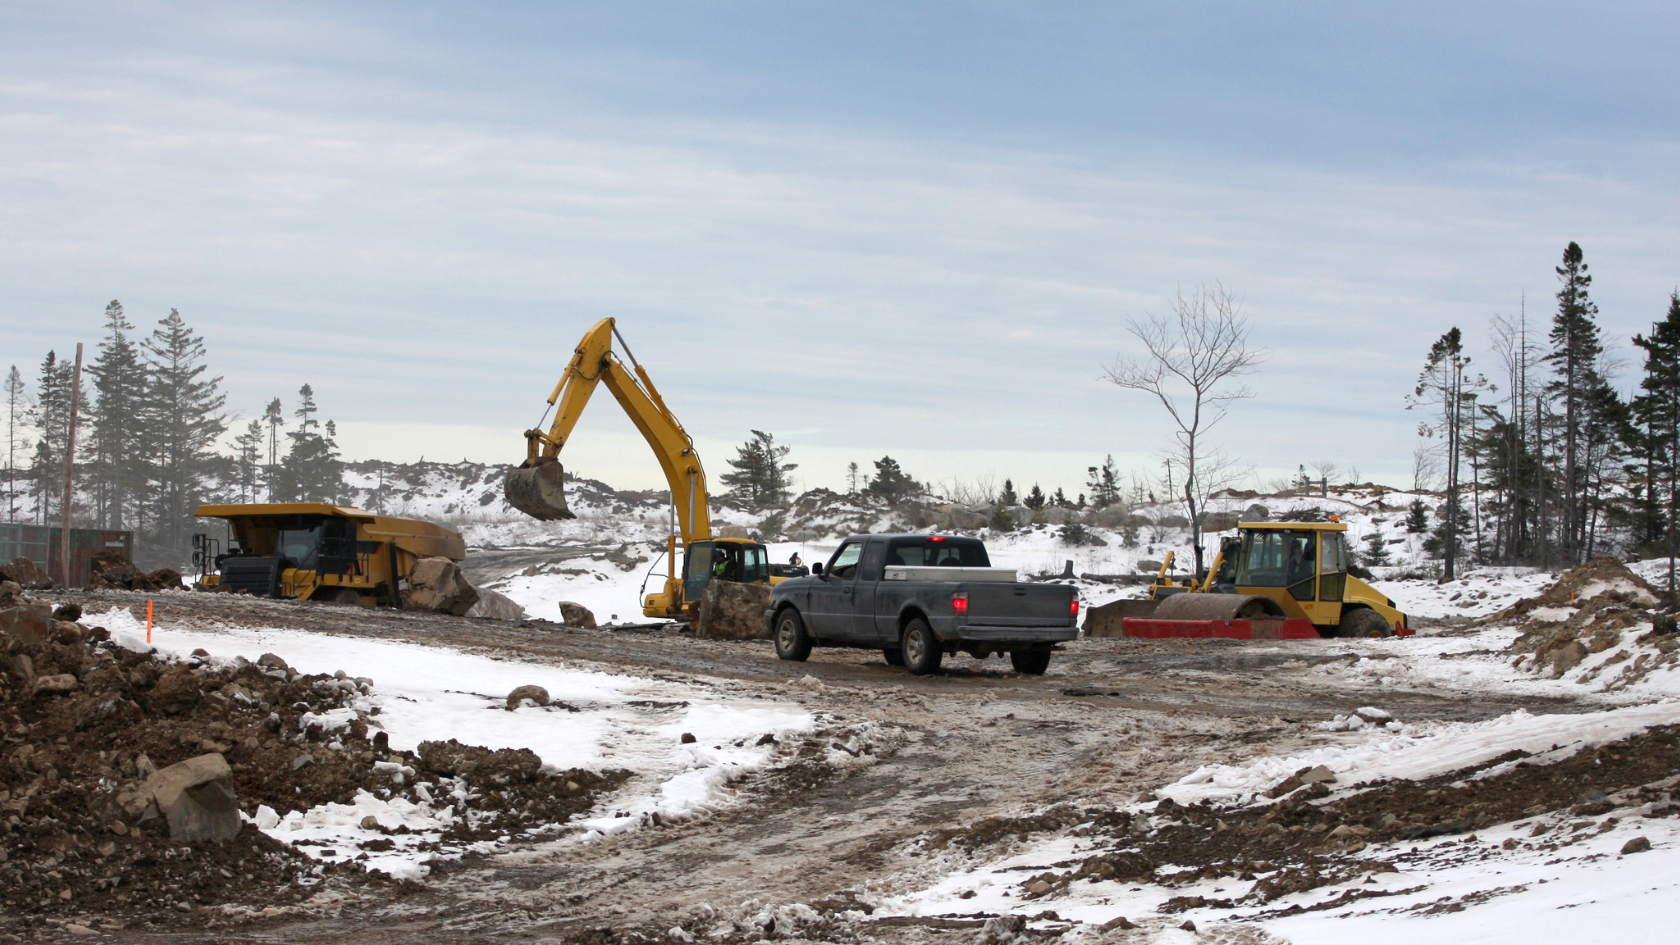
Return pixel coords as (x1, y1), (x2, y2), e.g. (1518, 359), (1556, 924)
(901, 618), (942, 675)
(1010, 649), (1051, 675)
(1337, 607), (1393, 638)
(774, 608), (812, 662)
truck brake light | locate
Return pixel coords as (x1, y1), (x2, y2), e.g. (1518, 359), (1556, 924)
(1071, 599), (1080, 618)
(952, 592), (968, 616)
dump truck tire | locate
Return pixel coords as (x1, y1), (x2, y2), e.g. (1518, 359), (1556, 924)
(504, 459), (574, 521)
(1151, 593), (1286, 621)
(1336, 607), (1393, 638)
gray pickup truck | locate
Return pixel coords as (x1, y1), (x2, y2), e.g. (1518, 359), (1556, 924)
(765, 534), (1080, 675)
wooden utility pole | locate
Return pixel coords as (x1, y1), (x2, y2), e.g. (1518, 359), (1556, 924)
(60, 343), (83, 587)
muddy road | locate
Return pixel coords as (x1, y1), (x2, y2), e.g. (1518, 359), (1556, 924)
(27, 589), (1589, 944)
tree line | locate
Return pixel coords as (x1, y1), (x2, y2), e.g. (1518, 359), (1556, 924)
(4, 302), (345, 566)
(1411, 241), (1680, 584)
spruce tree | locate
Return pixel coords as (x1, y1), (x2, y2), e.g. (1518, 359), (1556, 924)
(277, 384), (344, 503)
(4, 366), (26, 522)
(1544, 242), (1606, 561)
(234, 420), (264, 503)
(262, 397), (285, 500)
(88, 300), (144, 529)
(1407, 327), (1489, 579)
(866, 456), (918, 504)
(1085, 455), (1121, 508)
(1025, 484), (1046, 510)
(137, 310), (228, 559)
(27, 351), (75, 526)
(718, 430), (797, 506)
(1405, 499), (1429, 533)
(1361, 531), (1392, 567)
(1632, 291), (1680, 598)
(997, 479), (1018, 506)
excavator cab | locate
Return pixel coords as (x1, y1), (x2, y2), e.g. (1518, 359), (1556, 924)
(681, 539), (771, 605)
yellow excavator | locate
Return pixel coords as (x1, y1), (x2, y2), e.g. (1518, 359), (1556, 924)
(503, 318), (782, 620)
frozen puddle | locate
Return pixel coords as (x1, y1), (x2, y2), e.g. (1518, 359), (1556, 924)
(94, 608), (815, 877)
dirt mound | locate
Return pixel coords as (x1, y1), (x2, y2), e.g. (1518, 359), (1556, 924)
(1487, 556), (1658, 624)
(0, 589), (622, 934)
(1487, 557), (1680, 686)
(88, 552), (185, 591)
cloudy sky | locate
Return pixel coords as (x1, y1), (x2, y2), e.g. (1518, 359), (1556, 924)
(3, 2), (1678, 497)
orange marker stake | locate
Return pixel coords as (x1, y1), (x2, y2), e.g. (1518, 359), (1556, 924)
(147, 599), (154, 643)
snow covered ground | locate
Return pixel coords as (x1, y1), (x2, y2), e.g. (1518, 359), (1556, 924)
(91, 606), (818, 878)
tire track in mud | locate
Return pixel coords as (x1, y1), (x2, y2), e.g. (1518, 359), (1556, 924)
(51, 587), (1602, 943)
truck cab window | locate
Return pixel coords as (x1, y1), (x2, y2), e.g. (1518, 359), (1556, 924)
(859, 541), (887, 582)
(828, 542), (862, 578)
(740, 545), (769, 583)
(275, 525), (322, 570)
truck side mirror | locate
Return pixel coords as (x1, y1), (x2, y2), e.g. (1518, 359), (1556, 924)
(812, 562), (824, 576)
(192, 533), (205, 550)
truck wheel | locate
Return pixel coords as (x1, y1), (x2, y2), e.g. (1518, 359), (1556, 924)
(901, 618), (943, 675)
(1337, 608), (1393, 638)
(315, 587), (366, 607)
(1010, 649), (1051, 675)
(882, 648), (904, 666)
(774, 609), (812, 662)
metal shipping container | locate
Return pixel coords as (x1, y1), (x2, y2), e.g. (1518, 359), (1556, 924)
(0, 523), (135, 586)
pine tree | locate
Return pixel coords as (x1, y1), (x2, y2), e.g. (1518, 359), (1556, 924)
(1406, 500), (1429, 533)
(27, 351), (77, 526)
(1025, 483), (1046, 510)
(136, 309), (228, 559)
(1052, 487), (1071, 508)
(87, 300), (145, 529)
(1632, 291), (1680, 598)
(997, 479), (1018, 506)
(262, 395), (285, 501)
(1407, 327), (1490, 579)
(1361, 531), (1392, 567)
(866, 456), (918, 504)
(1085, 455), (1121, 508)
(846, 462), (862, 494)
(276, 384), (343, 503)
(1544, 242), (1607, 562)
(4, 366), (26, 522)
(233, 420), (265, 503)
(718, 430), (797, 506)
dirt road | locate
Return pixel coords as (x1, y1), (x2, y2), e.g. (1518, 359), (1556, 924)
(33, 589), (1591, 944)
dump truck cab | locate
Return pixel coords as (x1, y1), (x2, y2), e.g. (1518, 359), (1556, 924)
(1219, 521), (1406, 636)
(194, 503), (466, 606)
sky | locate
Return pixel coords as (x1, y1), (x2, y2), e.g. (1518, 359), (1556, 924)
(3, 1), (1679, 498)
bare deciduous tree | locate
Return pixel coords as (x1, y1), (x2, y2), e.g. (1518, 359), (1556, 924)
(1104, 283), (1266, 575)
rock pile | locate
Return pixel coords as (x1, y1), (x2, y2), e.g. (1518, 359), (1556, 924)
(1, 557), (52, 589)
(0, 585), (620, 929)
(88, 552), (185, 592)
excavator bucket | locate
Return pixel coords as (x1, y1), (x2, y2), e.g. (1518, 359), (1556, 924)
(503, 460), (574, 521)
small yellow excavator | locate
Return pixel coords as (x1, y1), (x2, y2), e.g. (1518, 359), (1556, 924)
(504, 318), (782, 620)
(1103, 519), (1409, 639)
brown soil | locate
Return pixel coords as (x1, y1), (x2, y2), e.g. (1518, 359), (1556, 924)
(0, 582), (1645, 944)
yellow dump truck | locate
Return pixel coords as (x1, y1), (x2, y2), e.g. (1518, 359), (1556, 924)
(192, 503), (466, 606)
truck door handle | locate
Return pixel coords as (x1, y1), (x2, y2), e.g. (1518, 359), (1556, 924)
(1013, 587), (1027, 595)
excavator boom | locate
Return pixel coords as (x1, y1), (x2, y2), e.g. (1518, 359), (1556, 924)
(504, 318), (711, 541)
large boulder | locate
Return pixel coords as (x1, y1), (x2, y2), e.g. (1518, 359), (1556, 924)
(467, 588), (527, 621)
(2, 557), (51, 589)
(558, 601), (597, 628)
(0, 602), (54, 645)
(1038, 507), (1076, 525)
(693, 580), (773, 640)
(145, 753), (241, 842)
(1240, 504), (1270, 522)
(406, 557), (481, 616)
(1199, 511), (1241, 533)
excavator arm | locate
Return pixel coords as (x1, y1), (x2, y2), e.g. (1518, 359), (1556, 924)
(504, 318), (713, 543)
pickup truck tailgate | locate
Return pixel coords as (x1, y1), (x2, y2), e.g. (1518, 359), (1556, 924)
(962, 582), (1075, 626)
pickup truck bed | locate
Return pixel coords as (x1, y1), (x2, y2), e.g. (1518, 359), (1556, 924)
(766, 534), (1079, 675)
